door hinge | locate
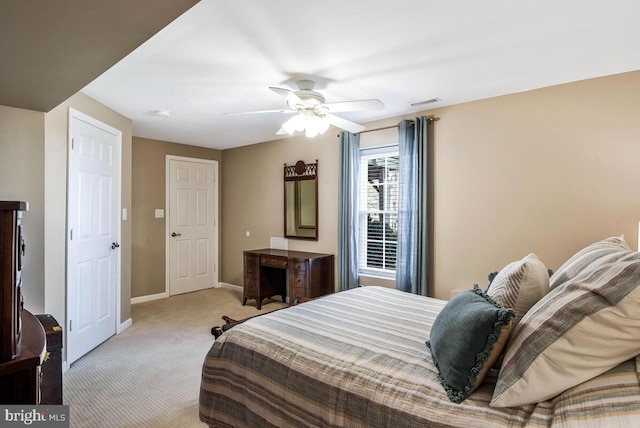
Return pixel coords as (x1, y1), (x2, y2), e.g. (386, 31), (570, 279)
(71, 138), (74, 150)
(69, 320), (72, 332)
(70, 229), (73, 240)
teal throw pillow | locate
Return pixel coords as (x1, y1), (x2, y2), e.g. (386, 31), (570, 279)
(426, 285), (515, 403)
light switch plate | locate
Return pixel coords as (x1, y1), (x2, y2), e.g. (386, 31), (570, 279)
(154, 209), (164, 218)
(122, 208), (128, 221)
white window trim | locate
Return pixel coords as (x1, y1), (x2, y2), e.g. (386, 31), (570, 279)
(357, 144), (399, 278)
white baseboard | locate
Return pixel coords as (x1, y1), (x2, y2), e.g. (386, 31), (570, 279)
(130, 284), (240, 306)
(131, 291), (170, 305)
(218, 282), (242, 291)
(117, 317), (132, 334)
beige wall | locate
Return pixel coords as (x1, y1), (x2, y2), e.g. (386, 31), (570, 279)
(221, 70), (640, 300)
(0, 91), (132, 344)
(0, 106), (45, 312)
(44, 92), (133, 332)
(221, 135), (340, 286)
(131, 137), (222, 298)
(427, 70), (640, 299)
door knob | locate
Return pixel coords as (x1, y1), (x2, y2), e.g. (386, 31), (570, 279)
(111, 242), (120, 250)
(171, 232), (182, 237)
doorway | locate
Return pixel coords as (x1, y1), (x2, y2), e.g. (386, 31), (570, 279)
(66, 108), (121, 365)
(166, 156), (219, 295)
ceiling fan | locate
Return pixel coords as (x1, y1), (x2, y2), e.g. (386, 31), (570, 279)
(225, 80), (384, 137)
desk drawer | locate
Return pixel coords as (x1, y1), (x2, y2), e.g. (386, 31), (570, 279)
(261, 256), (287, 269)
(244, 279), (258, 295)
(288, 259), (308, 271)
(289, 270), (307, 288)
(245, 263), (259, 279)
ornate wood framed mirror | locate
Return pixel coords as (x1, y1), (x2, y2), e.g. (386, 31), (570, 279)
(284, 160), (318, 240)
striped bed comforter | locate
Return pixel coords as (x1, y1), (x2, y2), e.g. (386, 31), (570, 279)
(199, 286), (640, 427)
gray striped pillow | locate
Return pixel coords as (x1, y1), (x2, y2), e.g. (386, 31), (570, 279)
(491, 259), (640, 407)
(487, 254), (549, 330)
(549, 235), (631, 290)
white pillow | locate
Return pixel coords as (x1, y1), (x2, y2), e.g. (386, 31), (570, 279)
(548, 235), (630, 290)
(487, 253), (549, 329)
(491, 260), (640, 408)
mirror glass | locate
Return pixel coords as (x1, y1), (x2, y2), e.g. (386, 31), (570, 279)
(284, 161), (318, 240)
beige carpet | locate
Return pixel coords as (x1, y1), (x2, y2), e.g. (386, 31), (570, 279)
(63, 286), (287, 428)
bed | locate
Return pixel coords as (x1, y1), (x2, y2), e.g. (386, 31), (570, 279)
(199, 283), (640, 427)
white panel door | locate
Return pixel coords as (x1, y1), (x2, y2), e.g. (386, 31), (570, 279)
(168, 158), (218, 295)
(67, 109), (121, 365)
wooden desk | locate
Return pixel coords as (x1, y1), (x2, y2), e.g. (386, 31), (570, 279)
(243, 249), (334, 309)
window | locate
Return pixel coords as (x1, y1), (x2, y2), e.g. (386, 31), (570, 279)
(358, 145), (399, 277)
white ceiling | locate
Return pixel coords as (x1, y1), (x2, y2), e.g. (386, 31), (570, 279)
(81, 0), (640, 150)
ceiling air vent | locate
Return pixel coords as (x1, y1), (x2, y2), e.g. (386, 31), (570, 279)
(410, 97), (441, 107)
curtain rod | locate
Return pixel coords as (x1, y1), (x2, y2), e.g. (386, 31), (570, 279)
(336, 114), (440, 137)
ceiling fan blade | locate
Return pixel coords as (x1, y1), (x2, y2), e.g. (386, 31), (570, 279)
(326, 114), (365, 133)
(323, 99), (384, 113)
(269, 87), (305, 108)
(223, 109), (295, 115)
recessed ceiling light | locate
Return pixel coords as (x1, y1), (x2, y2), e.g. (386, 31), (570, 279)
(410, 98), (441, 107)
(152, 110), (171, 117)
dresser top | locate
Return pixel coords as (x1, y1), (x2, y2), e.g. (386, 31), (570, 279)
(245, 248), (333, 259)
(0, 201), (29, 211)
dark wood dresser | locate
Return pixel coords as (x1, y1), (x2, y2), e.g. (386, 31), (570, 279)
(243, 249), (334, 309)
(0, 201), (27, 362)
(35, 314), (63, 404)
(0, 309), (45, 404)
(0, 201), (48, 404)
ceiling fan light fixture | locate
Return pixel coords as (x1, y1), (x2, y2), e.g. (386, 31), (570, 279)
(282, 114), (304, 134)
(305, 126), (319, 138)
(318, 117), (330, 134)
(282, 122), (296, 135)
(231, 79), (380, 137)
(282, 111), (330, 138)
(304, 115), (330, 138)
